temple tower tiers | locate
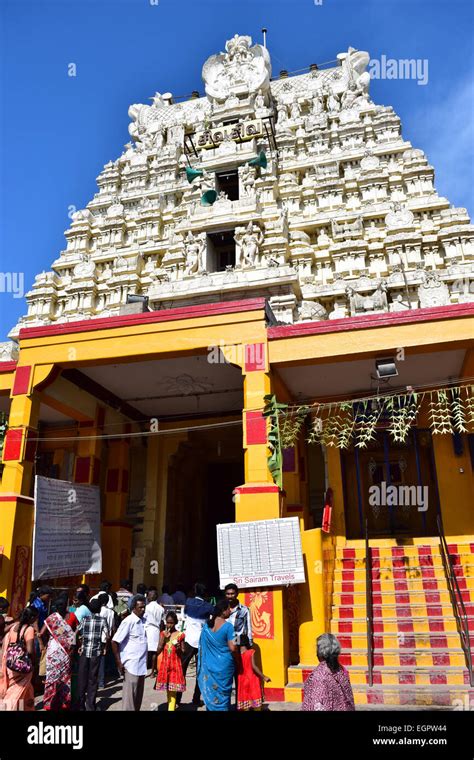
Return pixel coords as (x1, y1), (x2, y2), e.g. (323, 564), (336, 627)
(11, 35), (474, 338)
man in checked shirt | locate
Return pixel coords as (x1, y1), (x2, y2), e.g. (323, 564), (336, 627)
(77, 598), (110, 711)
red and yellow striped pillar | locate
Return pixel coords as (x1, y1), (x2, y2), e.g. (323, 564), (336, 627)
(0, 365), (48, 611)
(230, 342), (289, 700)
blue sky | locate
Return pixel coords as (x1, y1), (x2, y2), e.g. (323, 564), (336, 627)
(0, 0), (473, 340)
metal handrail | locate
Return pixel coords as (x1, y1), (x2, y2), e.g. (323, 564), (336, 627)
(365, 518), (374, 686)
(437, 515), (473, 687)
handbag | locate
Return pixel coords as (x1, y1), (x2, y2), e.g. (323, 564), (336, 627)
(6, 625), (33, 674)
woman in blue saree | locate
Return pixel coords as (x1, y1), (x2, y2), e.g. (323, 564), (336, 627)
(197, 599), (238, 711)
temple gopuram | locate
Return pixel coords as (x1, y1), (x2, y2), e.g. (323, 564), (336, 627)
(1, 34), (473, 706)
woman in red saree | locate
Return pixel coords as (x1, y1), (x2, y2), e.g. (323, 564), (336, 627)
(0, 607), (38, 711)
(40, 598), (76, 711)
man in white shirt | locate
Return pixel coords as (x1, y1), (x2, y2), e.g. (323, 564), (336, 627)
(144, 588), (164, 675)
(112, 595), (148, 711)
(90, 580), (114, 610)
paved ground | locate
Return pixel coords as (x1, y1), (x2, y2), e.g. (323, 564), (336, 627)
(34, 659), (453, 712)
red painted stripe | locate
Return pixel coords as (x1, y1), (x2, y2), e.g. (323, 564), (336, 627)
(244, 343), (266, 372)
(20, 297), (267, 339)
(0, 494), (34, 504)
(264, 687), (285, 702)
(370, 671), (382, 685)
(433, 654), (450, 666)
(245, 411), (267, 444)
(0, 361), (17, 373)
(233, 485), (279, 494)
(367, 691), (384, 704)
(12, 365), (31, 396)
(340, 608), (353, 619)
(429, 619), (445, 633)
(399, 672), (416, 685)
(418, 546), (433, 555)
(268, 302), (474, 340)
(336, 622), (353, 633)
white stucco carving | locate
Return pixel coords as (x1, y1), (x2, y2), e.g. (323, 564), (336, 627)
(9, 35), (474, 338)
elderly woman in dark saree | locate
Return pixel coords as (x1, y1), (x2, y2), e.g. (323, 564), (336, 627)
(302, 633), (355, 711)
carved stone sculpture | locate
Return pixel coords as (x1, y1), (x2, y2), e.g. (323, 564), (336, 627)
(184, 232), (205, 276)
(202, 34), (271, 102)
(346, 280), (388, 316)
(235, 222), (264, 268)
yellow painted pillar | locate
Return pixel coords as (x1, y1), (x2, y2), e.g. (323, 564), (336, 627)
(0, 364), (45, 612)
(102, 428), (132, 588)
(432, 434), (474, 538)
(231, 342), (289, 700)
(298, 528), (327, 664)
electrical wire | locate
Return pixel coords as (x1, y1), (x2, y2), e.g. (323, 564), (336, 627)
(24, 375), (474, 443)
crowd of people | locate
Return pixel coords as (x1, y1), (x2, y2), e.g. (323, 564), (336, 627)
(0, 579), (355, 712)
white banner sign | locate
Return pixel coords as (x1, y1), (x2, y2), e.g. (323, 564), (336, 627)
(217, 517), (305, 589)
(32, 476), (102, 580)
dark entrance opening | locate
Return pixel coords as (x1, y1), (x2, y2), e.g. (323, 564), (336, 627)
(207, 230), (236, 272)
(164, 425), (244, 595)
(215, 170), (239, 200)
(341, 429), (440, 539)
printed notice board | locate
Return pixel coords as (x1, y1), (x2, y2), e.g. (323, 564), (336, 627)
(217, 517), (305, 589)
(32, 476), (102, 580)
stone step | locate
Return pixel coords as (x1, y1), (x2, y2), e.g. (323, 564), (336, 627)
(333, 575), (474, 593)
(336, 544), (474, 560)
(331, 616), (474, 634)
(284, 681), (474, 706)
(332, 588), (472, 606)
(336, 631), (473, 650)
(335, 556), (474, 573)
(331, 601), (474, 620)
(286, 663), (472, 686)
(339, 648), (467, 668)
(334, 562), (470, 580)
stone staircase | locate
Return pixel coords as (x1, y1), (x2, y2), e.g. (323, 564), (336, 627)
(284, 540), (474, 707)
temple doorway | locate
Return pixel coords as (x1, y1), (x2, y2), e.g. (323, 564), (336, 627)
(163, 424), (244, 594)
(341, 429), (440, 539)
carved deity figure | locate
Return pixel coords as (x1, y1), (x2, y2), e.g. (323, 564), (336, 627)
(240, 164), (256, 196)
(327, 91), (341, 113)
(290, 97), (302, 121)
(235, 222), (264, 268)
(346, 281), (388, 316)
(184, 231), (205, 276)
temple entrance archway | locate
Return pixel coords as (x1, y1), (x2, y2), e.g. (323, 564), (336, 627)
(163, 425), (244, 594)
